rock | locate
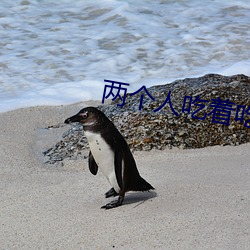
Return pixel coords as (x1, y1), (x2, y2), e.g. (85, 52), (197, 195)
(43, 74), (250, 164)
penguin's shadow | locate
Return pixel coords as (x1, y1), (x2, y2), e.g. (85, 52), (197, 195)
(123, 191), (157, 208)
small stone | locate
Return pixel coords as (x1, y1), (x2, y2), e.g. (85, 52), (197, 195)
(143, 138), (153, 143)
(178, 130), (186, 136)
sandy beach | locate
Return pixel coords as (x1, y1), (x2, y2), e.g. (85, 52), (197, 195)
(0, 102), (249, 249)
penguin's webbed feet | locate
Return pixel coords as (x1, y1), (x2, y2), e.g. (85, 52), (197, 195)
(101, 196), (124, 209)
(105, 187), (118, 198)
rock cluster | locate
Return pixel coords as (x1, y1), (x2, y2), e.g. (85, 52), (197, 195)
(44, 74), (250, 164)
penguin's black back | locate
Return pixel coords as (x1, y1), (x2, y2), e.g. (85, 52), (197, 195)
(98, 114), (154, 192)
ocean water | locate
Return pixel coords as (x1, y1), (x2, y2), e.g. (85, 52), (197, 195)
(0, 0), (250, 112)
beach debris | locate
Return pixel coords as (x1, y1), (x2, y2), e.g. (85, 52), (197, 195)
(45, 123), (67, 129)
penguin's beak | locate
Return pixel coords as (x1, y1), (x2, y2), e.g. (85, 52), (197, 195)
(64, 114), (81, 124)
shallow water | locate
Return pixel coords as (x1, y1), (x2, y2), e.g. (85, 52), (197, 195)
(0, 0), (249, 112)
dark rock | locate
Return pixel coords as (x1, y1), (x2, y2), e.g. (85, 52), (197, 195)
(43, 74), (250, 164)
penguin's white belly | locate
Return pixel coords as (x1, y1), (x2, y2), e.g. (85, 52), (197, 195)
(85, 131), (120, 193)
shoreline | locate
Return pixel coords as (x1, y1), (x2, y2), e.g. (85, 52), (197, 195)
(0, 102), (249, 249)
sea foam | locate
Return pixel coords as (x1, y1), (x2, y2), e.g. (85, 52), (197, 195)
(0, 0), (249, 112)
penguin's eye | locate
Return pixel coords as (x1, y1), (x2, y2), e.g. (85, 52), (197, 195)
(79, 112), (88, 119)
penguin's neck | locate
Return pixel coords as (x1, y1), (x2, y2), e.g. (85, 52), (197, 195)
(84, 130), (100, 142)
(82, 123), (106, 133)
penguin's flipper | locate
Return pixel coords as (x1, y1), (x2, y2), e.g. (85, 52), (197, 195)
(88, 151), (98, 175)
(105, 187), (118, 198)
(114, 146), (124, 190)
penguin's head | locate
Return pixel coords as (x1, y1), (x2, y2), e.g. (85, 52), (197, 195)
(65, 107), (109, 129)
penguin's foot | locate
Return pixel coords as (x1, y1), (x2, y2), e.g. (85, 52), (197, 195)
(101, 196), (124, 209)
(105, 187), (118, 198)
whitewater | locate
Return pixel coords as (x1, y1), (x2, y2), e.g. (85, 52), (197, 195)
(0, 0), (249, 112)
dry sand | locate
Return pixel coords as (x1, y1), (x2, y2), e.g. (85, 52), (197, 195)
(0, 102), (249, 249)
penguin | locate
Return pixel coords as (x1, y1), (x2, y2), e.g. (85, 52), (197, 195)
(65, 107), (154, 209)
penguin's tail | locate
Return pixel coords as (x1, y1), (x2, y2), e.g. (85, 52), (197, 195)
(132, 176), (154, 192)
